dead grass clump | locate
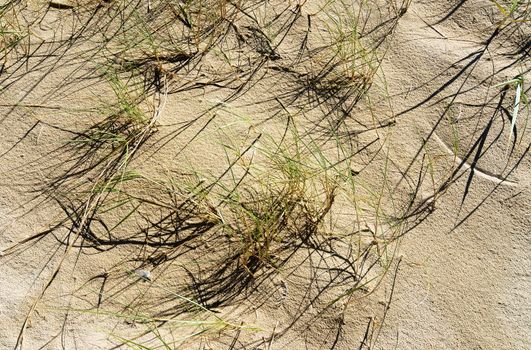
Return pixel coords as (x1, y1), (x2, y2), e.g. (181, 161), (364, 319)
(215, 136), (338, 272)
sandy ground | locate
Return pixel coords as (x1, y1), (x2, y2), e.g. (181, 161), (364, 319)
(0, 0), (530, 349)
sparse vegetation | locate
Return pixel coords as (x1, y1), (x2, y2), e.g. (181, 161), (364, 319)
(1, 0), (529, 349)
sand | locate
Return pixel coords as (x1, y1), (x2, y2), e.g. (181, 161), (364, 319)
(0, 0), (529, 349)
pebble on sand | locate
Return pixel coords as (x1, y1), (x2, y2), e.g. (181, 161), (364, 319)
(134, 269), (152, 281)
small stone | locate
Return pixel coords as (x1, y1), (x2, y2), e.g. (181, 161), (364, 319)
(134, 269), (151, 281)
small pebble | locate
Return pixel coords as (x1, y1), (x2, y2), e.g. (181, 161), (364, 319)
(134, 269), (151, 281)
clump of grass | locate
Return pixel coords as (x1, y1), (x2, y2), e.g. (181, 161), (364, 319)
(104, 66), (150, 124)
(64, 66), (157, 173)
(308, 0), (382, 96)
(217, 132), (338, 271)
(99, 0), (244, 89)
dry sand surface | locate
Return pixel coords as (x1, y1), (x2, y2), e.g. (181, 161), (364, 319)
(0, 0), (530, 349)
